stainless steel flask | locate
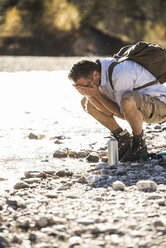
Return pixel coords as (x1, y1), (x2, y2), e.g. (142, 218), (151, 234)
(108, 138), (119, 165)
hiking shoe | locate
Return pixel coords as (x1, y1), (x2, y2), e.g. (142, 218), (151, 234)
(121, 132), (148, 162)
(112, 129), (131, 160)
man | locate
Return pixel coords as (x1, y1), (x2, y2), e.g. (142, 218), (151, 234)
(68, 58), (166, 162)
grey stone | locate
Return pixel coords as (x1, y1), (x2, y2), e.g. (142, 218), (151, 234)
(86, 153), (99, 162)
(136, 180), (157, 191)
(14, 182), (29, 189)
(53, 150), (67, 158)
(0, 236), (10, 248)
(112, 181), (126, 191)
(154, 165), (164, 172)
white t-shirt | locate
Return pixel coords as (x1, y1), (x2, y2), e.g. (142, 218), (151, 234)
(99, 59), (166, 109)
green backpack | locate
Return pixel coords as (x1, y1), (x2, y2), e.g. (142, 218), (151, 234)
(108, 41), (166, 90)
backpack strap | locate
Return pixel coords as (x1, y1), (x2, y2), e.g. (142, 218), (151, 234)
(108, 58), (166, 91)
(108, 57), (128, 89)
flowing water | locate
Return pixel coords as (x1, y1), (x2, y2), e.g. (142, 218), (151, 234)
(0, 56), (129, 194)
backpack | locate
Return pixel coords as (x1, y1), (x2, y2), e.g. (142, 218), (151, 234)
(108, 41), (166, 90)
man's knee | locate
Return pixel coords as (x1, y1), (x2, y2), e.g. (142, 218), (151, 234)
(121, 92), (136, 110)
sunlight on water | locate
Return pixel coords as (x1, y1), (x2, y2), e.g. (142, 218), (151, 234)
(0, 69), (129, 193)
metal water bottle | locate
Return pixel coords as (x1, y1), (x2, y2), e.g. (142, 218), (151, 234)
(108, 138), (119, 165)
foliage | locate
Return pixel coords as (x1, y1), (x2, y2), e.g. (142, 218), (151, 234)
(0, 0), (166, 48)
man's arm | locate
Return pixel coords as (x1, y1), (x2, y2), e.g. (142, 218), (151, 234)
(74, 83), (124, 119)
(94, 93), (124, 119)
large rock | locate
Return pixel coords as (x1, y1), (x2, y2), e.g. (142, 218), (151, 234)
(136, 180), (157, 191)
(86, 153), (99, 163)
(53, 150), (67, 158)
(0, 236), (10, 248)
(14, 182), (29, 190)
(112, 181), (126, 191)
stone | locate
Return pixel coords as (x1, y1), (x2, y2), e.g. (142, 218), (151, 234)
(147, 193), (163, 200)
(24, 178), (41, 184)
(154, 125), (161, 130)
(46, 192), (58, 198)
(28, 133), (38, 139)
(24, 171), (47, 179)
(56, 170), (66, 177)
(53, 150), (67, 158)
(86, 175), (101, 183)
(49, 217), (67, 225)
(36, 217), (49, 228)
(0, 236), (10, 248)
(78, 176), (88, 183)
(154, 165), (164, 172)
(14, 182), (29, 189)
(101, 156), (108, 162)
(112, 181), (126, 191)
(136, 180), (157, 191)
(86, 153), (99, 163)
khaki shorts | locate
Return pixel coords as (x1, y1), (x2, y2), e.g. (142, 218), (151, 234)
(131, 92), (166, 124)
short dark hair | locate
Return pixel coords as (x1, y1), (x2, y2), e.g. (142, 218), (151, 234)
(68, 59), (100, 82)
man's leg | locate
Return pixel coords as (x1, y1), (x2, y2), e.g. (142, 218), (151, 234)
(120, 92), (148, 161)
(81, 97), (131, 159)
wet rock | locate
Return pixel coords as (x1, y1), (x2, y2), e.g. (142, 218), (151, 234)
(16, 218), (30, 231)
(11, 235), (22, 245)
(147, 193), (163, 200)
(0, 236), (10, 248)
(154, 125), (161, 130)
(24, 171), (47, 179)
(56, 170), (66, 177)
(0, 178), (8, 181)
(14, 182), (29, 189)
(69, 236), (82, 247)
(86, 153), (99, 163)
(24, 178), (41, 184)
(28, 133), (38, 139)
(112, 181), (126, 191)
(154, 165), (164, 172)
(86, 175), (101, 183)
(36, 217), (49, 228)
(49, 217), (67, 225)
(78, 176), (88, 184)
(136, 180), (157, 191)
(29, 233), (37, 242)
(46, 192), (58, 198)
(53, 150), (67, 158)
(101, 156), (108, 162)
(68, 150), (87, 158)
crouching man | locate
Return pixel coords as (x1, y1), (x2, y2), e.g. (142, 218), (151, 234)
(68, 58), (166, 162)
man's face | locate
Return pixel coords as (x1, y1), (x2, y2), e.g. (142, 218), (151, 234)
(75, 71), (101, 88)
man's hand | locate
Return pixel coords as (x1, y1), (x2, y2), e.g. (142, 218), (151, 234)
(73, 83), (100, 97)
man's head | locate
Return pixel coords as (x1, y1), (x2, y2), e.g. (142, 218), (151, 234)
(68, 59), (101, 87)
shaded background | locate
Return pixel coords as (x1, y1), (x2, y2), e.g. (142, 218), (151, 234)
(0, 0), (166, 56)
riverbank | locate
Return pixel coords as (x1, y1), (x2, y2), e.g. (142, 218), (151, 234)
(0, 56), (166, 248)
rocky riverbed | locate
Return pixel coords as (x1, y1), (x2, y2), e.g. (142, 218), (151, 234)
(0, 56), (166, 248)
(0, 121), (166, 248)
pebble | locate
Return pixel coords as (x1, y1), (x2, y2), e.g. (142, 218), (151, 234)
(46, 192), (58, 198)
(23, 178), (41, 184)
(28, 133), (38, 139)
(154, 165), (164, 172)
(14, 182), (29, 189)
(86, 153), (99, 162)
(136, 180), (157, 191)
(0, 236), (10, 248)
(36, 217), (49, 228)
(53, 150), (67, 158)
(24, 171), (47, 179)
(112, 181), (126, 191)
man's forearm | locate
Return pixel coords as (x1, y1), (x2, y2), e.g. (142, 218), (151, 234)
(95, 93), (124, 119)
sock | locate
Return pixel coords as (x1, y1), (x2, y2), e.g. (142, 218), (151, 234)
(133, 130), (144, 140)
(112, 127), (123, 136)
